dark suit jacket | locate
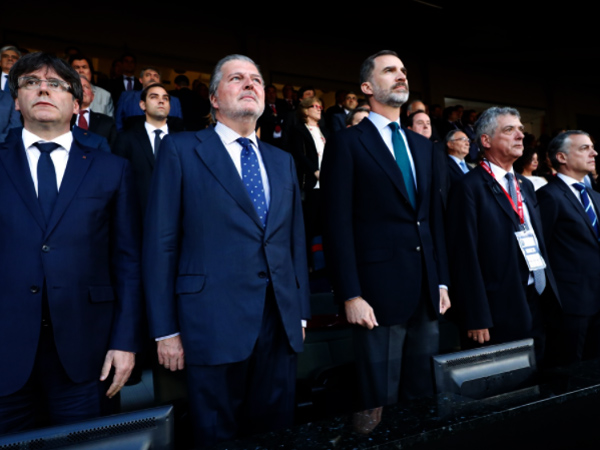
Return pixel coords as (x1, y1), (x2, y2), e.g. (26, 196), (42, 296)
(0, 128), (141, 396)
(432, 142), (450, 209)
(257, 99), (289, 148)
(447, 155), (469, 187)
(538, 176), (600, 316)
(446, 166), (559, 343)
(72, 126), (112, 153)
(143, 127), (310, 366)
(89, 111), (117, 148)
(0, 90), (20, 143)
(288, 122), (328, 191)
(102, 76), (143, 106)
(113, 118), (184, 213)
(321, 119), (449, 326)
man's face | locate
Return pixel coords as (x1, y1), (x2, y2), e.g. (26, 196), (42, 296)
(362, 54), (409, 108)
(409, 112), (431, 139)
(447, 131), (470, 159)
(139, 69), (160, 88)
(211, 59), (265, 122)
(15, 66), (78, 129)
(1, 50), (19, 74)
(301, 89), (315, 100)
(141, 86), (170, 120)
(71, 59), (92, 81)
(482, 114), (524, 164)
(560, 134), (597, 178)
(122, 56), (136, 75)
(343, 93), (358, 111)
(80, 76), (94, 109)
(265, 86), (277, 104)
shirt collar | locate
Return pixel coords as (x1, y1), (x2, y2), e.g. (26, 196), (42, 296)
(368, 111), (401, 134)
(144, 121), (168, 135)
(215, 121), (258, 148)
(486, 160), (514, 181)
(22, 128), (73, 153)
(557, 172), (582, 186)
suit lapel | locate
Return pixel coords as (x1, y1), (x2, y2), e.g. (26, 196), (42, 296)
(194, 128), (263, 229)
(405, 129), (429, 213)
(0, 129), (46, 230)
(478, 166), (522, 229)
(555, 177), (600, 240)
(259, 141), (284, 235)
(136, 128), (155, 170)
(45, 141), (94, 237)
(357, 119), (412, 206)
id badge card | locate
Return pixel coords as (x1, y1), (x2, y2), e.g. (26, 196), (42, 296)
(515, 229), (547, 271)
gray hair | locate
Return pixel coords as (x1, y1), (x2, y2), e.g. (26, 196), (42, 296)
(139, 66), (161, 79)
(445, 129), (464, 145)
(208, 54), (262, 122)
(0, 45), (21, 58)
(475, 106), (520, 151)
(548, 130), (590, 170)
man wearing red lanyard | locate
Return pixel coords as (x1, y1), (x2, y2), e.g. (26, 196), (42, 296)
(446, 106), (560, 363)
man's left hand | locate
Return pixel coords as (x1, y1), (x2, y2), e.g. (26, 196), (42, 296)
(439, 288), (451, 315)
(100, 350), (135, 398)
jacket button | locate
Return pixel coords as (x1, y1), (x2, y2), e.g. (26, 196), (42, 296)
(258, 271), (268, 279)
(416, 221), (420, 226)
(30, 285), (40, 293)
(415, 246), (421, 252)
(42, 245), (50, 252)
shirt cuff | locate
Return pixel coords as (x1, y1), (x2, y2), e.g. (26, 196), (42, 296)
(155, 332), (180, 341)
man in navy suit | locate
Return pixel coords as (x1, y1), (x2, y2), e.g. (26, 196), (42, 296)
(143, 54), (310, 448)
(445, 129), (471, 186)
(446, 107), (559, 362)
(538, 131), (600, 365)
(321, 50), (450, 409)
(0, 52), (141, 434)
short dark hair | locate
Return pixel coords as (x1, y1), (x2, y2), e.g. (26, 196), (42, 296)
(68, 53), (95, 73)
(8, 51), (83, 105)
(174, 74), (190, 87)
(547, 130), (591, 170)
(359, 50), (399, 85)
(140, 82), (169, 102)
(297, 85), (315, 100)
(346, 106), (370, 126)
(406, 110), (427, 128)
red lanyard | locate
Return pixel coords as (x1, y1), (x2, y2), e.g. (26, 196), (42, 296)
(480, 161), (525, 225)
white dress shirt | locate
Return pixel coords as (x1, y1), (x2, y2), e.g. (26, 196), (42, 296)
(368, 111), (417, 189)
(23, 128), (72, 195)
(1, 73), (8, 91)
(144, 121), (169, 154)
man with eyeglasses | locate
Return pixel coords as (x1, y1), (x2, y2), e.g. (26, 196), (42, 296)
(0, 52), (141, 434)
(445, 129), (472, 186)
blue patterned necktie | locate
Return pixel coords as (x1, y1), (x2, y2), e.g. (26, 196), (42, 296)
(574, 182), (599, 237)
(34, 142), (61, 223)
(238, 137), (268, 227)
(459, 160), (469, 174)
(389, 121), (416, 208)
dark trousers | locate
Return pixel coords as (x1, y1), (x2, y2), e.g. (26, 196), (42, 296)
(353, 295), (439, 410)
(0, 324), (112, 435)
(545, 308), (600, 367)
(185, 287), (297, 448)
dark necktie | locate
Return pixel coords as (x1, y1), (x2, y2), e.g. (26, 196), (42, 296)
(574, 182), (599, 237)
(125, 77), (133, 91)
(78, 110), (89, 130)
(35, 142), (60, 223)
(506, 172), (545, 294)
(389, 121), (416, 208)
(238, 137), (267, 227)
(153, 129), (162, 157)
(2, 74), (8, 92)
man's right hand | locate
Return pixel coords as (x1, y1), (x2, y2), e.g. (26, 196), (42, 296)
(157, 335), (185, 371)
(467, 328), (490, 344)
(345, 297), (378, 329)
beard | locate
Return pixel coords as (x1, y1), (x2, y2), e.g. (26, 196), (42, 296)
(372, 82), (409, 108)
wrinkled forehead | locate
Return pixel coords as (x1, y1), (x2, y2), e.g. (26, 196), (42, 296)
(220, 60), (262, 83)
